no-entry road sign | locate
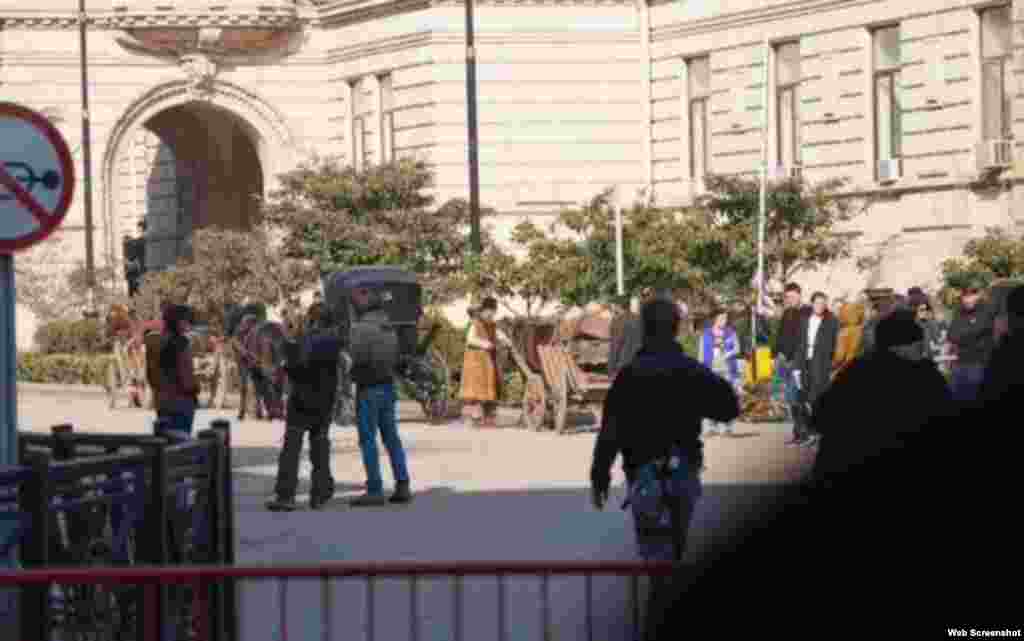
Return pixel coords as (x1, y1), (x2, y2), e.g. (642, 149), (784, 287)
(0, 102), (75, 254)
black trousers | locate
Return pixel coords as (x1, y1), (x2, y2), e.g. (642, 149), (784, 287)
(273, 420), (334, 501)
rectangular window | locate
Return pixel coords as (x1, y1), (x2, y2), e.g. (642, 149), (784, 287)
(873, 26), (901, 171)
(378, 74), (395, 163)
(687, 56), (710, 180)
(775, 42), (801, 170)
(981, 6), (1011, 141)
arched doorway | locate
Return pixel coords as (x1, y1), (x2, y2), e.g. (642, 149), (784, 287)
(116, 101), (264, 277)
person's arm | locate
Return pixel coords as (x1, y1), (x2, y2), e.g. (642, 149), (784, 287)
(590, 375), (625, 494)
(690, 364), (741, 423)
(177, 346), (199, 397)
(466, 323), (494, 351)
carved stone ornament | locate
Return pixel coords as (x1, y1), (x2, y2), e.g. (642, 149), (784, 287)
(180, 53), (219, 100)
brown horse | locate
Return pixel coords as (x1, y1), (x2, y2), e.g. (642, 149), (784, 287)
(232, 315), (289, 421)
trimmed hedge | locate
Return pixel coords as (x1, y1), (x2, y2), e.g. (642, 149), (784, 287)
(34, 319), (111, 355)
(17, 352), (113, 386)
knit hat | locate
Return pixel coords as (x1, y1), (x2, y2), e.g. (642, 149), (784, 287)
(875, 309), (924, 350)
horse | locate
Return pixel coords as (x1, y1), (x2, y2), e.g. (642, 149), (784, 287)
(231, 315), (289, 421)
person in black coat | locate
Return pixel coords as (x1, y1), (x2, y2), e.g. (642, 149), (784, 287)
(774, 283), (812, 441)
(946, 284), (997, 403)
(266, 329), (343, 511)
(791, 291), (839, 447)
(808, 309), (954, 488)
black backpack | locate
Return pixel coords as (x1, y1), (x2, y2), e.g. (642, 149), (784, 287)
(348, 311), (401, 383)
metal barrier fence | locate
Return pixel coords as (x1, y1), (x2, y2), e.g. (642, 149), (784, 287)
(0, 561), (683, 641)
(6, 419), (236, 641)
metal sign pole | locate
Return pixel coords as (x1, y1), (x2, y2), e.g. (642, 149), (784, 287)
(0, 253), (15, 467)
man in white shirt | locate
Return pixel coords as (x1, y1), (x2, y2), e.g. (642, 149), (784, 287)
(792, 292), (839, 448)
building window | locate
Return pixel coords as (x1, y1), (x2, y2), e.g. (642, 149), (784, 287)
(687, 56), (710, 180)
(873, 26), (901, 171)
(775, 42), (801, 171)
(378, 74), (395, 163)
(981, 6), (1011, 141)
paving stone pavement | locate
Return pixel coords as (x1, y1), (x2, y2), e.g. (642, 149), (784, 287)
(16, 384), (815, 640)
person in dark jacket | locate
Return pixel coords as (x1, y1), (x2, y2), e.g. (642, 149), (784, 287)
(591, 299), (739, 641)
(773, 283), (811, 436)
(791, 292), (839, 448)
(266, 329), (343, 511)
(153, 304), (199, 440)
(591, 299), (740, 557)
(947, 285), (996, 403)
(976, 284), (1024, 410)
(809, 309), (953, 488)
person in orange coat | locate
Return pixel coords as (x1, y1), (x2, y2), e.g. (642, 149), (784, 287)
(460, 297), (513, 427)
(831, 301), (866, 379)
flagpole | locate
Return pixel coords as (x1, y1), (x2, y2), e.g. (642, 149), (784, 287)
(753, 40), (770, 355)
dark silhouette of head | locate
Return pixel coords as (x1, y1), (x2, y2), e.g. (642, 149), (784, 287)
(875, 309), (924, 351)
(642, 299), (682, 343)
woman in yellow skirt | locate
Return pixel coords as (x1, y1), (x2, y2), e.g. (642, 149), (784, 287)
(460, 297), (513, 427)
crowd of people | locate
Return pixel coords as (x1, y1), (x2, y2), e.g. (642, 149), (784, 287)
(589, 281), (1023, 636)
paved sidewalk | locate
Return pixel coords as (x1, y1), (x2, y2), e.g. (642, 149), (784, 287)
(16, 387), (814, 640)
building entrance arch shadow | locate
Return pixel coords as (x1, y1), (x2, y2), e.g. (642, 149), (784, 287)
(102, 80), (297, 290)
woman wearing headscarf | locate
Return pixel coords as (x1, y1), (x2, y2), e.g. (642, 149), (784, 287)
(153, 304), (199, 439)
(460, 297), (513, 428)
(698, 308), (741, 437)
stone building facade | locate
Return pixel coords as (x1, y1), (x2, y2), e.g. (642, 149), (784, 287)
(3, 0), (1023, 347)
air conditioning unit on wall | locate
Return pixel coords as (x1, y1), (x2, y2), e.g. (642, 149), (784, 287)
(976, 139), (1013, 173)
(770, 165), (802, 180)
(877, 158), (902, 184)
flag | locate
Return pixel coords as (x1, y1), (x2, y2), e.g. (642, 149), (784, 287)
(752, 271), (775, 316)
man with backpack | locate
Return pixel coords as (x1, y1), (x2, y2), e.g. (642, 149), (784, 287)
(591, 298), (739, 640)
(349, 287), (413, 506)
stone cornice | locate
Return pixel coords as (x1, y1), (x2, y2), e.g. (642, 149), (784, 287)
(652, 0), (867, 42)
(1, 4), (304, 29)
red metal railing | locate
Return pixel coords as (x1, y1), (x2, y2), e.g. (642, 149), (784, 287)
(0, 560), (684, 641)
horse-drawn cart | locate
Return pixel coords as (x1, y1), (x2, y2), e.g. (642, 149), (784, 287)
(505, 311), (613, 433)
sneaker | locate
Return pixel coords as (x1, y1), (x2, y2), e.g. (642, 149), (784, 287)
(350, 492), (389, 507)
(390, 481), (413, 504)
(265, 497), (299, 512)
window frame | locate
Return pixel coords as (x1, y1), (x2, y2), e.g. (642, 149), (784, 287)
(774, 41), (802, 171)
(980, 6), (1012, 142)
(686, 56), (711, 182)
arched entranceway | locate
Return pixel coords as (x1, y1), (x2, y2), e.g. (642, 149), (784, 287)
(116, 102), (264, 273)
(102, 78), (297, 292)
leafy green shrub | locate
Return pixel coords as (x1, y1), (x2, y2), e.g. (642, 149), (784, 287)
(678, 332), (700, 359)
(17, 352), (114, 385)
(34, 319), (111, 355)
(423, 311), (467, 381)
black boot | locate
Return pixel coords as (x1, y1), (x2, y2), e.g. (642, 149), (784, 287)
(390, 480), (412, 504)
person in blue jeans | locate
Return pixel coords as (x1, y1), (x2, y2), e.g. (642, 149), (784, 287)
(152, 304), (198, 440)
(349, 288), (412, 506)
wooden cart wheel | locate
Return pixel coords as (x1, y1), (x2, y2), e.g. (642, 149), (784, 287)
(521, 375), (548, 431)
(553, 371), (569, 434)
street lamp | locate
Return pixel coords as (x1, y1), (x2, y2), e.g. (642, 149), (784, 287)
(78, 0), (97, 318)
(464, 0), (482, 256)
